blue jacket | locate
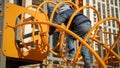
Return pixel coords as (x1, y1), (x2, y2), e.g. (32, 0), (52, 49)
(53, 9), (91, 26)
(49, 9), (91, 35)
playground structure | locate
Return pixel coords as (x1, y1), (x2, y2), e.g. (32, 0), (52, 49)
(0, 0), (120, 68)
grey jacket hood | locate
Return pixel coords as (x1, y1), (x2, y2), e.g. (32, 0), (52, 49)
(58, 4), (71, 13)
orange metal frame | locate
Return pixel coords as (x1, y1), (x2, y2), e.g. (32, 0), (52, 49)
(2, 3), (48, 61)
(2, 0), (120, 68)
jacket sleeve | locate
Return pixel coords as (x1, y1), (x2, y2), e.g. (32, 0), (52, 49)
(53, 13), (68, 25)
(49, 12), (68, 35)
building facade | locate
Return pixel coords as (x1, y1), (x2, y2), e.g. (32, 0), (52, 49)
(83, 0), (120, 51)
(83, 0), (120, 67)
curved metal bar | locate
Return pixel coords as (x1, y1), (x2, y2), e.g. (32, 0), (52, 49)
(49, 1), (78, 63)
(37, 1), (57, 9)
(75, 17), (120, 68)
(103, 24), (120, 62)
(25, 5), (48, 44)
(67, 6), (101, 29)
(25, 5), (47, 15)
(13, 21), (107, 68)
(66, 6), (101, 64)
(35, 1), (57, 21)
(32, 1), (57, 45)
(50, 1), (79, 23)
(16, 5), (49, 49)
(19, 13), (27, 48)
(86, 17), (120, 60)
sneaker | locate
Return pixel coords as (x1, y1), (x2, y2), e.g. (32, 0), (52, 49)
(21, 47), (29, 52)
(65, 54), (74, 61)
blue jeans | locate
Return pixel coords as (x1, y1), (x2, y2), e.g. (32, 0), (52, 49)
(53, 21), (91, 63)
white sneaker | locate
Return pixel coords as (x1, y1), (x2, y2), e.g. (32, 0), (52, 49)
(21, 47), (29, 52)
(66, 54), (74, 61)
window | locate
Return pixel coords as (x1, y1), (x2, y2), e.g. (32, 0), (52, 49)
(32, 0), (43, 5)
(14, 0), (22, 5)
(102, 0), (105, 2)
(98, 2), (101, 14)
(86, 9), (90, 18)
(113, 30), (116, 34)
(104, 27), (108, 44)
(109, 29), (112, 46)
(111, 0), (113, 5)
(112, 21), (116, 27)
(111, 7), (114, 17)
(119, 0), (120, 8)
(93, 11), (96, 17)
(86, 0), (89, 5)
(115, 0), (118, 6)
(108, 21), (111, 26)
(102, 4), (106, 18)
(107, 0), (109, 3)
(94, 17), (96, 22)
(115, 8), (119, 18)
(93, 0), (96, 4)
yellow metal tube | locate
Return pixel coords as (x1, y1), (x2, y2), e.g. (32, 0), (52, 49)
(49, 1), (78, 63)
(35, 1), (57, 20)
(13, 21), (107, 68)
(92, 37), (120, 60)
(77, 17), (120, 67)
(18, 5), (49, 48)
(50, 1), (79, 23)
(67, 6), (101, 29)
(86, 17), (120, 63)
(33, 1), (57, 44)
(104, 25), (120, 62)
(67, 6), (101, 65)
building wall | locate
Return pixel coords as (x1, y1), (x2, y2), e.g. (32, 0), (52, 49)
(83, 0), (120, 51)
(82, 1), (120, 67)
